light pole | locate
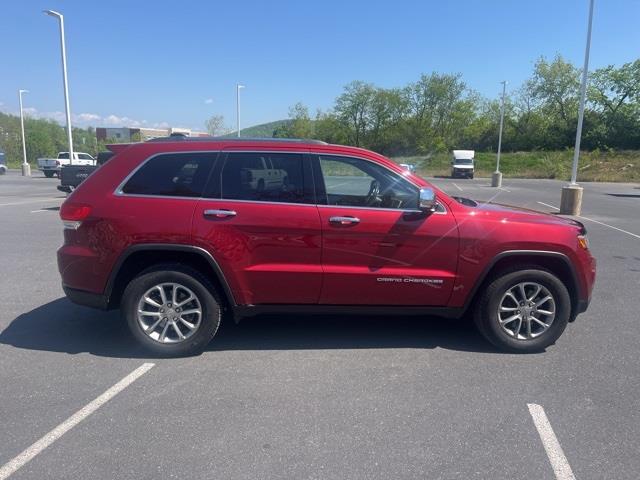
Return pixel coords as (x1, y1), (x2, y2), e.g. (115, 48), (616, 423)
(560, 0), (595, 215)
(18, 89), (31, 176)
(236, 84), (245, 137)
(44, 9), (74, 165)
(492, 80), (507, 188)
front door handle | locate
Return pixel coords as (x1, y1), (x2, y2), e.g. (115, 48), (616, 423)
(204, 209), (237, 218)
(329, 216), (360, 226)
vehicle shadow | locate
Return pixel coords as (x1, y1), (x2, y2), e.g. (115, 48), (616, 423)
(0, 298), (501, 358)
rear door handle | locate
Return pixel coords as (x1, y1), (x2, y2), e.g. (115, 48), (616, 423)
(204, 209), (237, 218)
(329, 216), (360, 225)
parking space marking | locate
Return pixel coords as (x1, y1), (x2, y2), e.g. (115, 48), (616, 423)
(0, 363), (155, 480)
(537, 201), (559, 210)
(528, 404), (576, 480)
(0, 198), (63, 208)
(452, 182), (463, 191)
(537, 201), (640, 240)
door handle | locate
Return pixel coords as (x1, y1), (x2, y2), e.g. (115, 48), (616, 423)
(329, 216), (360, 226)
(204, 209), (237, 218)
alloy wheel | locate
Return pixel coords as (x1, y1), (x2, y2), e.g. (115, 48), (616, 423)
(136, 282), (202, 344)
(497, 281), (556, 340)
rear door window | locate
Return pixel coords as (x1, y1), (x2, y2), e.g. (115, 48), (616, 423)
(214, 152), (312, 204)
(121, 152), (216, 197)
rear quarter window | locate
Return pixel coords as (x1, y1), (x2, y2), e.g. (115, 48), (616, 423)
(121, 152), (216, 197)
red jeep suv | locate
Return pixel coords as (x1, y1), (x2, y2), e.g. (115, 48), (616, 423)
(58, 138), (596, 355)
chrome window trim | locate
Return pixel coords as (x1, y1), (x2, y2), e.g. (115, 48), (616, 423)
(114, 150), (221, 197)
(113, 148), (448, 214)
(198, 198), (318, 208)
(314, 152), (448, 215)
(317, 202), (447, 215)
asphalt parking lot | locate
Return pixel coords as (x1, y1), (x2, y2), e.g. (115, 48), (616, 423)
(1, 170), (639, 479)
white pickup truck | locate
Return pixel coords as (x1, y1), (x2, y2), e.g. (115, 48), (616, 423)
(37, 152), (96, 178)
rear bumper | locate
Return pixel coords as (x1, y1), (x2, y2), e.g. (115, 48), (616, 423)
(63, 285), (109, 310)
(576, 298), (590, 315)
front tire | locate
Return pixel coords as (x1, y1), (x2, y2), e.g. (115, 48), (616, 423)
(473, 268), (571, 353)
(44, 171), (55, 178)
(122, 264), (222, 356)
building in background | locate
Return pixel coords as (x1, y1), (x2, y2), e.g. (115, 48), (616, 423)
(96, 127), (208, 142)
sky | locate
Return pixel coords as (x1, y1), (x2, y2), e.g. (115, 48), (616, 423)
(0, 0), (639, 132)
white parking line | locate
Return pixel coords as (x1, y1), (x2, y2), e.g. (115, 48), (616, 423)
(537, 201), (559, 210)
(30, 209), (50, 213)
(0, 198), (62, 208)
(0, 363), (155, 480)
(528, 404), (576, 480)
(452, 182), (463, 191)
(537, 201), (640, 240)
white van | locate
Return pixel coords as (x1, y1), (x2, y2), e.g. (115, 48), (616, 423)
(451, 150), (475, 179)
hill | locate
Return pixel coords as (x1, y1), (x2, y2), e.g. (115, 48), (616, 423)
(223, 119), (292, 138)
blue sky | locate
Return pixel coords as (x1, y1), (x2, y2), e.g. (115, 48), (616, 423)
(1, 0), (638, 132)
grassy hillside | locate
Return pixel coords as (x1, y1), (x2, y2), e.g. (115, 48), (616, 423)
(224, 119), (292, 138)
(392, 150), (640, 183)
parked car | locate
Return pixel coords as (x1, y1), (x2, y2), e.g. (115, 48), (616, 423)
(58, 138), (596, 356)
(57, 151), (114, 193)
(37, 151), (96, 178)
(0, 151), (6, 175)
(399, 163), (416, 173)
(240, 154), (288, 193)
(451, 150), (475, 178)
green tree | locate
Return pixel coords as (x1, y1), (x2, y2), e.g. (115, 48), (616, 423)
(334, 81), (377, 147)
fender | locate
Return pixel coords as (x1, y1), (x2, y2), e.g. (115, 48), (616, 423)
(460, 249), (582, 314)
(104, 243), (237, 308)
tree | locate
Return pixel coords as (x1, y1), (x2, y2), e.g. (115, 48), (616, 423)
(528, 55), (580, 148)
(334, 81), (377, 146)
(588, 60), (640, 148)
(205, 115), (227, 136)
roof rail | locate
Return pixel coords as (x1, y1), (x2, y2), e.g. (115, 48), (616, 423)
(146, 136), (328, 145)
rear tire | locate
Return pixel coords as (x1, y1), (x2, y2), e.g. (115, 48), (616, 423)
(121, 264), (222, 356)
(44, 171), (55, 178)
(473, 268), (571, 353)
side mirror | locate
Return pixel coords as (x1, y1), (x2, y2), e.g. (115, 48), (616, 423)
(419, 187), (436, 212)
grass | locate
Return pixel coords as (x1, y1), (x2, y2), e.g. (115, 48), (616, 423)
(392, 150), (640, 183)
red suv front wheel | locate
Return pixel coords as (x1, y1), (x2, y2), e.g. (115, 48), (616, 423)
(473, 268), (571, 353)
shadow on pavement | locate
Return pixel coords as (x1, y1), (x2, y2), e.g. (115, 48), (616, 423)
(0, 297), (500, 358)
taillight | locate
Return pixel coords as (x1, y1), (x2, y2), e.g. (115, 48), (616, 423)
(577, 235), (589, 250)
(60, 202), (92, 230)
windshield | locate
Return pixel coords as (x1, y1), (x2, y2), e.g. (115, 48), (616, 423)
(454, 158), (473, 165)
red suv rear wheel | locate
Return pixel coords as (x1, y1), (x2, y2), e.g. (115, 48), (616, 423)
(121, 264), (222, 356)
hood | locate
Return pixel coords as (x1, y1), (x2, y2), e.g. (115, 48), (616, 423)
(458, 198), (586, 233)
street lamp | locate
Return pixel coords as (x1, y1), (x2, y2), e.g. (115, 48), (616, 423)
(492, 80), (507, 188)
(44, 9), (74, 165)
(560, 0), (595, 215)
(236, 84), (245, 137)
(18, 89), (31, 176)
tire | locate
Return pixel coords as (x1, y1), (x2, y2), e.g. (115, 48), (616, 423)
(44, 171), (55, 178)
(121, 264), (222, 356)
(473, 268), (571, 353)
(470, 174), (474, 179)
